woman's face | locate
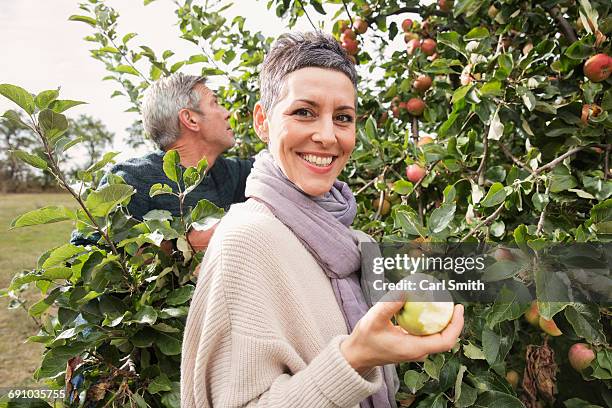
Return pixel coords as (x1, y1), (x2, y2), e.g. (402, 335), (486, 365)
(254, 67), (356, 197)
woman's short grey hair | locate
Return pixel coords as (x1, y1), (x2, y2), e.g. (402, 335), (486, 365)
(141, 73), (207, 149)
(259, 31), (358, 113)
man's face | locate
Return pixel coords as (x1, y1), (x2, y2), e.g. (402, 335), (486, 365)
(192, 84), (234, 151)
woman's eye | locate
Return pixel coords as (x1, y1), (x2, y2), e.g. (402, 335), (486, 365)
(336, 114), (354, 123)
(293, 108), (313, 117)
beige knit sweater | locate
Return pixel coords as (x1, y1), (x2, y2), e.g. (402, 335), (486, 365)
(181, 199), (383, 407)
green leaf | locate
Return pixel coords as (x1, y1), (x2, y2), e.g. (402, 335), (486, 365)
(464, 26), (489, 40)
(148, 373), (173, 394)
(487, 107), (504, 140)
(486, 286), (529, 327)
(550, 173), (578, 193)
(36, 341), (87, 380)
(48, 99), (86, 113)
(114, 64), (140, 76)
(191, 199), (224, 228)
(150, 183), (174, 197)
(565, 39), (593, 60)
(132, 305), (158, 325)
(564, 304), (606, 345)
(481, 183), (507, 207)
(163, 150), (181, 183)
(474, 391), (524, 408)
(365, 116), (377, 140)
(68, 14), (97, 27)
(155, 331), (181, 355)
(85, 184), (135, 217)
(424, 354), (445, 380)
(42, 244), (84, 268)
(86, 151), (119, 173)
(42, 266), (73, 280)
(428, 203), (456, 233)
(496, 54), (514, 79)
(34, 89), (59, 109)
(437, 31), (465, 55)
(395, 209), (426, 237)
(166, 285), (195, 306)
(0, 83), (35, 114)
(403, 370), (428, 393)
(10, 206), (75, 229)
(455, 383), (478, 408)
(463, 341), (486, 359)
(39, 109), (68, 140)
(393, 180), (414, 195)
(11, 149), (48, 170)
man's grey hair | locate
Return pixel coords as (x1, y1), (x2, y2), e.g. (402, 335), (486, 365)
(259, 31), (358, 113)
(141, 72), (207, 149)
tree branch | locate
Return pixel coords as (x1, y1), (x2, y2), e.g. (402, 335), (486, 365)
(477, 132), (489, 186)
(296, 0), (318, 31)
(545, 6), (578, 43)
(341, 0), (354, 27)
(536, 180), (552, 236)
(379, 6), (448, 20)
(460, 202), (505, 243)
(534, 146), (584, 175)
(605, 144), (610, 181)
(498, 141), (535, 175)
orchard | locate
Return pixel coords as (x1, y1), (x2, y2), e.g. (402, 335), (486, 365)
(1, 0), (611, 407)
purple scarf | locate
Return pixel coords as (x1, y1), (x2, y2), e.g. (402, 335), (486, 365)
(245, 150), (395, 408)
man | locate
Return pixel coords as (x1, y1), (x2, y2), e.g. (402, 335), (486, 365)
(72, 73), (253, 250)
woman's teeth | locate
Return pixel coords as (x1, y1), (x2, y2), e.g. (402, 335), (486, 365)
(300, 154), (333, 167)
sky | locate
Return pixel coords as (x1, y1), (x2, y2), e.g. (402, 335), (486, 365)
(0, 0), (419, 164)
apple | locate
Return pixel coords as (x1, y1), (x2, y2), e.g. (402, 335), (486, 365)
(421, 39), (437, 56)
(413, 75), (433, 93)
(568, 343), (595, 372)
(524, 301), (540, 326)
(406, 164), (426, 183)
(341, 38), (359, 55)
(361, 3), (372, 16)
(373, 198), (391, 216)
(584, 53), (612, 82)
(399, 101), (408, 111)
(438, 0), (453, 12)
(402, 19), (413, 32)
(539, 316), (562, 336)
(406, 98), (426, 116)
(417, 136), (433, 146)
(396, 301), (454, 335)
(407, 38), (421, 55)
(494, 248), (514, 261)
(391, 105), (401, 118)
(340, 28), (356, 42)
(354, 18), (369, 34)
(404, 32), (420, 43)
(506, 370), (520, 390)
(338, 20), (349, 33)
(488, 5), (499, 19)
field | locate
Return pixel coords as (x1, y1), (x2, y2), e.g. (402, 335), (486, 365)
(0, 194), (75, 388)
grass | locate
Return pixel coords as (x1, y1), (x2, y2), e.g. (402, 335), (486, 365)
(0, 193), (75, 388)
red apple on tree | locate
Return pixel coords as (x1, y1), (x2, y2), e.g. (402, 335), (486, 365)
(341, 38), (359, 55)
(406, 98), (426, 116)
(406, 164), (426, 183)
(337, 20), (349, 33)
(354, 18), (369, 34)
(584, 53), (612, 82)
(421, 39), (437, 56)
(417, 136), (434, 146)
(524, 301), (540, 326)
(402, 19), (413, 32)
(404, 32), (420, 43)
(539, 316), (562, 336)
(413, 75), (433, 93)
(568, 343), (595, 372)
(407, 38), (421, 55)
(438, 0), (453, 12)
(340, 29), (356, 42)
(506, 370), (520, 390)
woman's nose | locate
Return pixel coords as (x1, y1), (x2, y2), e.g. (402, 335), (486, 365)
(311, 117), (336, 146)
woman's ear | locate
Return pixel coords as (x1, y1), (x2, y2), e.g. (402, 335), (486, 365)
(253, 102), (269, 143)
(178, 108), (199, 132)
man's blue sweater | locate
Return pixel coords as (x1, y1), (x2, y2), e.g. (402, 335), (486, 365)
(71, 151), (253, 245)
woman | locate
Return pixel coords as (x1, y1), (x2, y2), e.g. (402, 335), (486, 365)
(181, 31), (464, 408)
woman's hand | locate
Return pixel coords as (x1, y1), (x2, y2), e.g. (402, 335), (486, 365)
(340, 297), (464, 375)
